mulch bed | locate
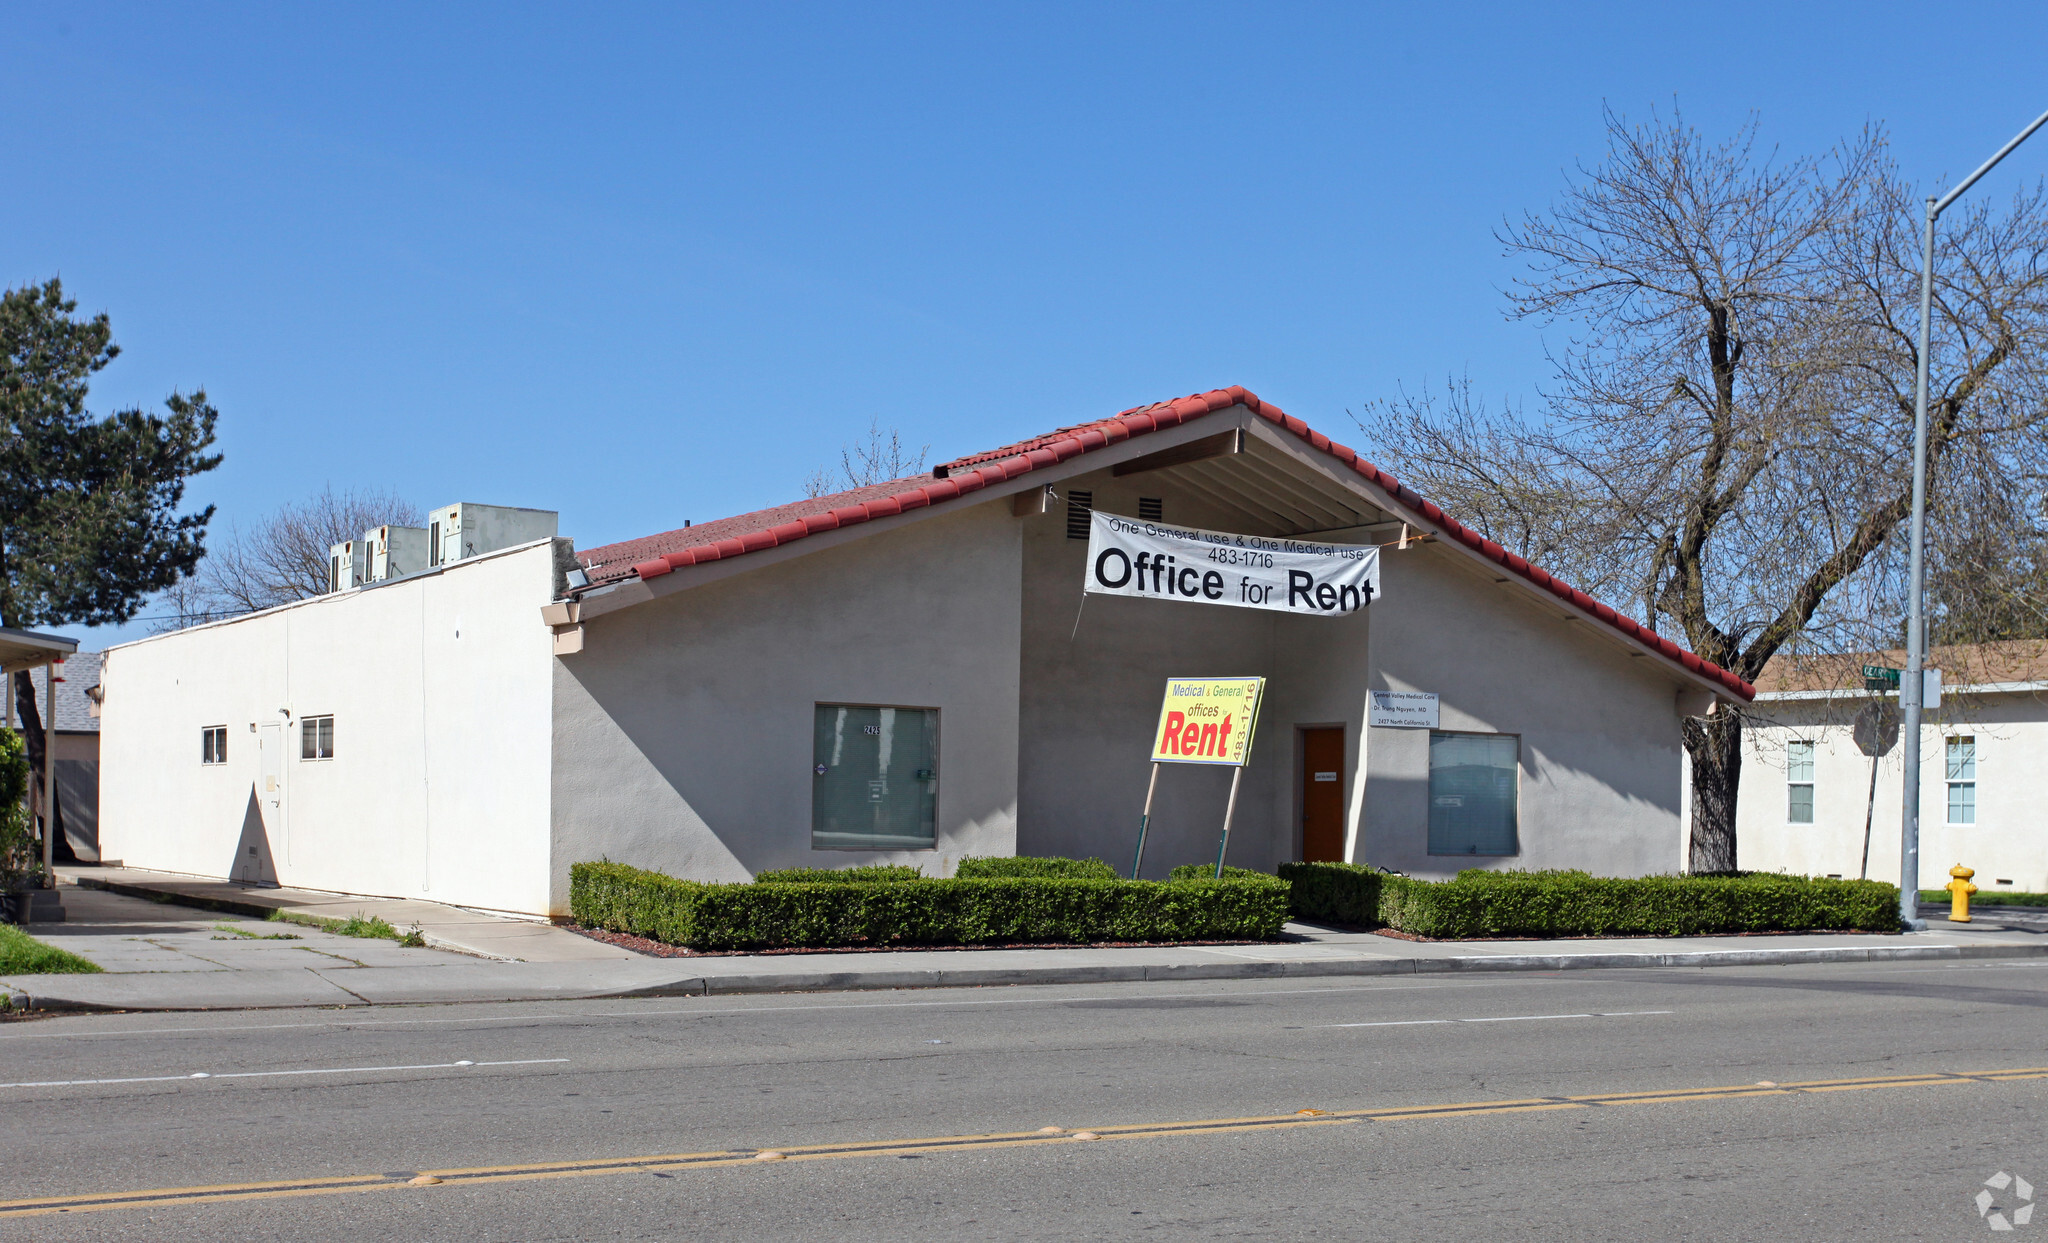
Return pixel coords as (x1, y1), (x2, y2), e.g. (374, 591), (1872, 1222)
(568, 925), (1277, 959)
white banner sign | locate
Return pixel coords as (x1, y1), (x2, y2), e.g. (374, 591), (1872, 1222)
(1084, 511), (1380, 616)
(1368, 690), (1438, 729)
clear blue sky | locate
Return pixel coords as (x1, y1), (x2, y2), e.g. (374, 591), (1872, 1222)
(6, 3), (2045, 649)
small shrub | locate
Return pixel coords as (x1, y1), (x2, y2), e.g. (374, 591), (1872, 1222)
(754, 864), (923, 884)
(1167, 863), (1269, 883)
(0, 730), (36, 889)
(956, 856), (1118, 880)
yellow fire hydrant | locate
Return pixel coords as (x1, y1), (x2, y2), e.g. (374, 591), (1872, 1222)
(1947, 864), (1978, 923)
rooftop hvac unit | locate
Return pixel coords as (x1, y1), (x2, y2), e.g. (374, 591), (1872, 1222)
(427, 503), (559, 568)
(327, 540), (365, 593)
(361, 525), (430, 583)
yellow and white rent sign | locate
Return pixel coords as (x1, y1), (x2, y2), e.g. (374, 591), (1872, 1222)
(1151, 677), (1265, 767)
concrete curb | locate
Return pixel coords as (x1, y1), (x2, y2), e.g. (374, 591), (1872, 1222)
(596, 940), (2048, 998)
(67, 876), (282, 921)
(16, 938), (2042, 1012)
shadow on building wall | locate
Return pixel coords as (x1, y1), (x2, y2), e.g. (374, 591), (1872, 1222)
(231, 789), (279, 885)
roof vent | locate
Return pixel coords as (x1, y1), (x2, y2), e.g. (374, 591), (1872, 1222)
(1066, 490), (1093, 540)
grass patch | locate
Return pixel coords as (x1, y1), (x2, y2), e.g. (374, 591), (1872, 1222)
(267, 910), (427, 947)
(211, 921), (301, 941)
(1921, 889), (2048, 907)
(0, 924), (103, 975)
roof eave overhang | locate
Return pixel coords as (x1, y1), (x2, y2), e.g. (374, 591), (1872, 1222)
(0, 626), (79, 673)
(568, 406), (1264, 625)
(1238, 419), (1747, 705)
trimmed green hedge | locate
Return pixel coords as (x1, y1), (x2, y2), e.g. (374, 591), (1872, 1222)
(754, 864), (922, 884)
(1922, 889), (2048, 908)
(571, 861), (1290, 951)
(956, 856), (1119, 880)
(1280, 863), (1901, 938)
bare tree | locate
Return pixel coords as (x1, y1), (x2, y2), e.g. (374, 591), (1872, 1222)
(144, 576), (227, 635)
(1358, 108), (2048, 872)
(168, 486), (421, 621)
(803, 419), (930, 498)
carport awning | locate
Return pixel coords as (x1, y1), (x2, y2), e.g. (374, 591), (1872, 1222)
(0, 626), (79, 672)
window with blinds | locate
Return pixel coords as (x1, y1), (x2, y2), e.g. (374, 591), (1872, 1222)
(1787, 740), (1816, 824)
(812, 705), (938, 850)
(1427, 732), (1520, 856)
(1946, 736), (1976, 824)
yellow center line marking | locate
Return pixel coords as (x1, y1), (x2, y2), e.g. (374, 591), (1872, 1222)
(5, 1065), (2043, 1218)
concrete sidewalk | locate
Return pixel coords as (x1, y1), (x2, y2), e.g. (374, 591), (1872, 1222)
(6, 885), (2045, 1013)
(55, 865), (633, 964)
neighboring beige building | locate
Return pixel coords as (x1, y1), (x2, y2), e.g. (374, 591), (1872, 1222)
(1734, 643), (2048, 895)
(99, 386), (1755, 918)
(19, 652), (102, 864)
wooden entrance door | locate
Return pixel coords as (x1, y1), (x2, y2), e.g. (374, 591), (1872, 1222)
(1301, 728), (1345, 862)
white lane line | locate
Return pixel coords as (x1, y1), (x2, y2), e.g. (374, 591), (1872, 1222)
(0, 978), (1589, 1042)
(1321, 1010), (1672, 1029)
(0, 1057), (567, 1090)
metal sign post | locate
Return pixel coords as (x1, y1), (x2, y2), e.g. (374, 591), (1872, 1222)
(1852, 702), (1900, 881)
(1129, 763), (1161, 880)
(1212, 766), (1246, 879)
(1899, 106), (2048, 930)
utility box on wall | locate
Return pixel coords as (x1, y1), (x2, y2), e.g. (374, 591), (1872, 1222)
(428, 503), (559, 568)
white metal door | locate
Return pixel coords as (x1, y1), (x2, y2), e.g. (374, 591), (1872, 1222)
(258, 722), (283, 856)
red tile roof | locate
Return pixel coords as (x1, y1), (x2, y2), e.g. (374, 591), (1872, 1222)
(574, 385), (1756, 700)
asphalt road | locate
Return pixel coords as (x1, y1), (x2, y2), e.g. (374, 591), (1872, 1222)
(2, 958), (2045, 1241)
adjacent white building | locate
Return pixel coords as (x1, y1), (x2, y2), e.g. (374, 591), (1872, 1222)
(98, 387), (1757, 918)
(1734, 644), (2048, 895)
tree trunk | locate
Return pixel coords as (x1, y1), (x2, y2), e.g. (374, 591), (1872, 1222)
(1684, 712), (1743, 873)
(11, 669), (46, 833)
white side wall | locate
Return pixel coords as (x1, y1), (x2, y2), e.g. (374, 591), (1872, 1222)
(549, 503), (1023, 903)
(1736, 694), (2048, 894)
(98, 541), (559, 915)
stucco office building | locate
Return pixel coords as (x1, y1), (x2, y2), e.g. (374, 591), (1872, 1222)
(100, 386), (1754, 918)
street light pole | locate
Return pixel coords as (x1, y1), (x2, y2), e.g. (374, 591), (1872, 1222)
(1899, 106), (2048, 930)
